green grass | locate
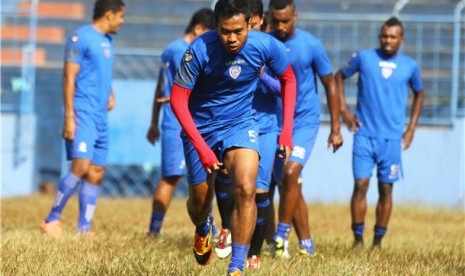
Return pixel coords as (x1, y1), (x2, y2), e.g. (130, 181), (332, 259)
(1, 195), (464, 275)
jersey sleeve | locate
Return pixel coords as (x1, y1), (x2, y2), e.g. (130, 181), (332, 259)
(409, 63), (423, 93)
(340, 51), (361, 78)
(64, 32), (85, 65)
(312, 40), (333, 77)
(174, 42), (204, 89)
(264, 37), (289, 76)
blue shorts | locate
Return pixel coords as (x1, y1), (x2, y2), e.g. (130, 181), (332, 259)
(272, 124), (319, 183)
(182, 121), (259, 186)
(161, 129), (186, 177)
(352, 135), (403, 183)
(66, 111), (108, 166)
(256, 131), (278, 191)
(288, 124), (319, 165)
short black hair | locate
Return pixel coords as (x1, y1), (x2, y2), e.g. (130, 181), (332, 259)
(261, 10), (270, 31)
(249, 0), (264, 17)
(382, 16), (404, 35)
(185, 8), (215, 33)
(93, 0), (125, 20)
(269, 0), (294, 10)
(214, 0), (250, 26)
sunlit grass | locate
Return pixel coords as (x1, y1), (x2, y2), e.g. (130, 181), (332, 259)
(1, 195), (464, 275)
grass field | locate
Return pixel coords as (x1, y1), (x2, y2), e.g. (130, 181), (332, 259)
(1, 195), (464, 275)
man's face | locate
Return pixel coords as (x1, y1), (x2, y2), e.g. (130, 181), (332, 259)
(379, 25), (404, 56)
(217, 14), (249, 54)
(108, 7), (125, 34)
(269, 4), (297, 40)
(249, 14), (263, 31)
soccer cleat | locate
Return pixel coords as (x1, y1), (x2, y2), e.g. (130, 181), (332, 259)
(40, 220), (63, 237)
(297, 239), (316, 256)
(76, 230), (96, 239)
(269, 235), (285, 257)
(227, 269), (242, 276)
(246, 255), (260, 270)
(215, 228), (232, 259)
(353, 240), (364, 249)
(193, 231), (212, 265)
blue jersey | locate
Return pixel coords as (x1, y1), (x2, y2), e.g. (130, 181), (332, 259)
(174, 30), (289, 133)
(341, 48), (423, 139)
(64, 24), (114, 115)
(270, 28), (333, 127)
(160, 38), (188, 131)
(253, 72), (280, 134)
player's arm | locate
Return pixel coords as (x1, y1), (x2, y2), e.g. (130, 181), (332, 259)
(320, 73), (343, 153)
(277, 65), (296, 163)
(170, 83), (222, 173)
(403, 89), (424, 150)
(147, 68), (165, 145)
(260, 70), (281, 95)
(62, 62), (80, 140)
(335, 70), (361, 132)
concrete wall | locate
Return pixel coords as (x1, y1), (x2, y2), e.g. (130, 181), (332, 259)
(301, 117), (465, 209)
(1, 113), (36, 196)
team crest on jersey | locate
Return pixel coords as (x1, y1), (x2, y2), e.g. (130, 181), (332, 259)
(229, 65), (241, 79)
(104, 49), (111, 58)
(389, 164), (400, 179)
(184, 50), (193, 62)
(71, 35), (79, 42)
(381, 67), (393, 79)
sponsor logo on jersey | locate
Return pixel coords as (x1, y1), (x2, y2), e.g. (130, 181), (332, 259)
(379, 61), (397, 79)
(229, 65), (241, 79)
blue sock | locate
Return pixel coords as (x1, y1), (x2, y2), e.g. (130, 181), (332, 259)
(195, 215), (211, 237)
(228, 243), (249, 273)
(149, 211), (165, 235)
(77, 182), (100, 232)
(299, 238), (315, 254)
(352, 222), (365, 236)
(374, 225), (387, 237)
(209, 212), (219, 236)
(275, 222), (291, 240)
(45, 172), (80, 223)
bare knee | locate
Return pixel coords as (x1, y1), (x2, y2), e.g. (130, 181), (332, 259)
(85, 165), (105, 184)
(353, 178), (370, 197)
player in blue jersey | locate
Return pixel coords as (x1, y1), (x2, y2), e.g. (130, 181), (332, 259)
(170, 0), (296, 274)
(41, 0), (125, 237)
(335, 17), (424, 249)
(146, 8), (214, 237)
(268, 0), (344, 257)
(212, 0), (283, 269)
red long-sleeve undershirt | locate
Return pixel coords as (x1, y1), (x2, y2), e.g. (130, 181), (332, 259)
(170, 65), (296, 171)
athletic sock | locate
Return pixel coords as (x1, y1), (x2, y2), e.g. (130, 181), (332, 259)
(352, 222), (365, 242)
(275, 222), (291, 241)
(77, 182), (100, 232)
(215, 172), (234, 229)
(195, 215), (211, 237)
(248, 192), (270, 256)
(149, 211), (165, 235)
(228, 243), (249, 273)
(373, 225), (387, 246)
(45, 172), (80, 223)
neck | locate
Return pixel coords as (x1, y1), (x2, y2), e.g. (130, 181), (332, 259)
(92, 20), (108, 34)
(183, 32), (196, 44)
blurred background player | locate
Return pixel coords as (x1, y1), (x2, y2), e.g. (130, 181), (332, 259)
(41, 0), (125, 237)
(146, 8), (215, 237)
(170, 0), (296, 274)
(268, 0), (343, 257)
(335, 17), (424, 249)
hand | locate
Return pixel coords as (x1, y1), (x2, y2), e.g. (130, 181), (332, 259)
(200, 148), (223, 174)
(402, 128), (415, 150)
(206, 162), (224, 174)
(62, 116), (76, 140)
(278, 144), (292, 164)
(156, 96), (171, 103)
(107, 93), (116, 111)
(327, 129), (343, 153)
(146, 124), (160, 145)
(342, 110), (362, 133)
